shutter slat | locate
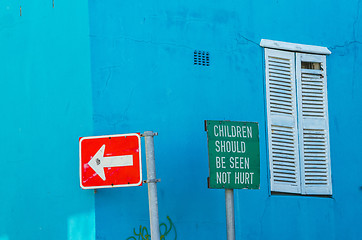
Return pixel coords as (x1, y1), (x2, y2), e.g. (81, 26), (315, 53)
(269, 65), (291, 72)
(270, 96), (293, 103)
(305, 180), (328, 184)
(301, 69), (323, 75)
(270, 84), (292, 92)
(273, 164), (297, 170)
(304, 168), (327, 172)
(270, 91), (293, 99)
(269, 69), (292, 77)
(269, 58), (290, 65)
(272, 144), (294, 150)
(302, 82), (323, 87)
(269, 77), (293, 84)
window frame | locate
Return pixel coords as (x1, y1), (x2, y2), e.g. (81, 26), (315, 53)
(261, 39), (332, 196)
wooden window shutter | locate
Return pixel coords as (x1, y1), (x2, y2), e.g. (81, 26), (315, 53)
(296, 53), (332, 195)
(265, 49), (301, 194)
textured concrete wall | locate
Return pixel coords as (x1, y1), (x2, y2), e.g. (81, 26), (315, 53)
(94, 0), (362, 239)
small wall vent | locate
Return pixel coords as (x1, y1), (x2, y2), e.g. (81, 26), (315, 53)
(194, 50), (210, 66)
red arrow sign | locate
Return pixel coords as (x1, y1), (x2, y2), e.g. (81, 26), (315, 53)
(79, 133), (142, 189)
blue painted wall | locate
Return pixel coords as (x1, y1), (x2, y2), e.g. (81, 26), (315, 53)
(1, 0), (361, 239)
(89, 0), (362, 239)
(0, 0), (95, 239)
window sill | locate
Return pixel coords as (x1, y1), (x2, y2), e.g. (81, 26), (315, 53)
(271, 191), (333, 198)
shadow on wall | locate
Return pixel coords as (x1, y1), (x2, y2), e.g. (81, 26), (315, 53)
(126, 216), (177, 240)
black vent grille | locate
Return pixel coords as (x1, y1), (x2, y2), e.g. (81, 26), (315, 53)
(194, 50), (210, 66)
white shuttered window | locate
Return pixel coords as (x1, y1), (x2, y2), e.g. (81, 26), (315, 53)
(264, 46), (332, 195)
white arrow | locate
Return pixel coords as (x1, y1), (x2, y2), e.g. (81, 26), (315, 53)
(88, 144), (133, 181)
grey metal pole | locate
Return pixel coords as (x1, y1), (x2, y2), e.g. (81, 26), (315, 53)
(225, 189), (235, 240)
(143, 131), (160, 240)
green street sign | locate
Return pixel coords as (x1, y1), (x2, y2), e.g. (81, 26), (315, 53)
(205, 120), (260, 189)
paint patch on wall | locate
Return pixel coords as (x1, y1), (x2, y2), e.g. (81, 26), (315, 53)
(67, 211), (95, 240)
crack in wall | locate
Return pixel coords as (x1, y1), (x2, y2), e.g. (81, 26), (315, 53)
(353, 0), (362, 40)
(329, 40), (362, 50)
(90, 34), (194, 50)
(236, 33), (259, 46)
(90, 32), (259, 55)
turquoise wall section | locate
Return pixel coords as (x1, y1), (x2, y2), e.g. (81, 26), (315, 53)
(89, 0), (362, 239)
(0, 0), (95, 239)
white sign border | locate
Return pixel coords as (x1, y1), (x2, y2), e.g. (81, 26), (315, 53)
(79, 133), (142, 189)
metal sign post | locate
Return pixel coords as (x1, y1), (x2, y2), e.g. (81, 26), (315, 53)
(142, 131), (161, 240)
(205, 120), (261, 240)
(225, 189), (235, 240)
